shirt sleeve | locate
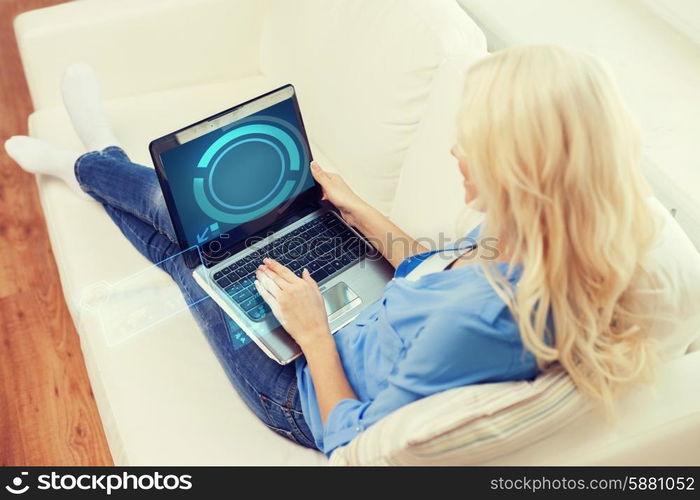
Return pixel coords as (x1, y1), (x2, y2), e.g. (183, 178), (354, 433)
(321, 308), (524, 455)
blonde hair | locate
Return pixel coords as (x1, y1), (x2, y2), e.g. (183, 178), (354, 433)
(455, 45), (659, 413)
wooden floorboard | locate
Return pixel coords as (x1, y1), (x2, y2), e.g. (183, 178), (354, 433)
(0, 0), (112, 465)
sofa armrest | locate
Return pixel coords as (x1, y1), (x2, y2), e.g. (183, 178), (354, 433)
(15, 0), (265, 110)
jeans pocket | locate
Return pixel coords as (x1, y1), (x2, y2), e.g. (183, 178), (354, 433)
(257, 393), (302, 445)
(284, 410), (317, 449)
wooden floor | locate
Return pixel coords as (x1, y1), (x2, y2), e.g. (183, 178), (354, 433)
(0, 0), (112, 465)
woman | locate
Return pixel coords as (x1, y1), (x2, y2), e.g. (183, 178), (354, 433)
(5, 45), (659, 456)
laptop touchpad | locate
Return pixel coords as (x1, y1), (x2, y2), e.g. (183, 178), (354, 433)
(322, 282), (362, 322)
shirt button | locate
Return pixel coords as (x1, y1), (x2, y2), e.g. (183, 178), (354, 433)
(355, 426), (362, 432)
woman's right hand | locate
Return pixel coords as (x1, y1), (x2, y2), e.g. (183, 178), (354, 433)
(310, 161), (371, 227)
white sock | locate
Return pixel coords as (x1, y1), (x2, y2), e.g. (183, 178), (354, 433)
(4, 136), (92, 200)
(61, 62), (120, 152)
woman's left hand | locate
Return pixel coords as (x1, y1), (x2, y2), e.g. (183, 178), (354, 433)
(254, 258), (332, 350)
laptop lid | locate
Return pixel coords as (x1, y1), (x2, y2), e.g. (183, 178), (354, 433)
(150, 85), (321, 268)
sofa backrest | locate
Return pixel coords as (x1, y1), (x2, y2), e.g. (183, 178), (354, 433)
(457, 0), (700, 251)
(258, 0), (487, 214)
(389, 55), (481, 243)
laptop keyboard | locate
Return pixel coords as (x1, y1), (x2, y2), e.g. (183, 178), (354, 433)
(211, 212), (369, 322)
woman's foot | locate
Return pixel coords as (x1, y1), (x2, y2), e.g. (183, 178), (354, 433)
(61, 62), (120, 152)
(4, 136), (91, 200)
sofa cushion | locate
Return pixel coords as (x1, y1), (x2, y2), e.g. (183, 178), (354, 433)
(259, 0), (487, 214)
(329, 367), (589, 465)
(330, 351), (700, 465)
(640, 197), (700, 359)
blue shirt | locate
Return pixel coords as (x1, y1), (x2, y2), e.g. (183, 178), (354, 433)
(295, 240), (539, 456)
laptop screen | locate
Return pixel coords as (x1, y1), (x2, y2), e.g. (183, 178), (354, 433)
(151, 85), (319, 265)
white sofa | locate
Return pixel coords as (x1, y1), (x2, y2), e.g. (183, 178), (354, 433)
(14, 0), (700, 465)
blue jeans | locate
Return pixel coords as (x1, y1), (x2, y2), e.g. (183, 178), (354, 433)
(75, 146), (318, 450)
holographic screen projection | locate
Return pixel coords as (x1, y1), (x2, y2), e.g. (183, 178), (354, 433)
(77, 246), (250, 350)
(78, 112), (312, 350)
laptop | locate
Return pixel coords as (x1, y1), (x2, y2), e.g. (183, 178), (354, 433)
(149, 84), (394, 364)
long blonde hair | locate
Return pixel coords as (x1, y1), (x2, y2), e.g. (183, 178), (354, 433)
(455, 45), (659, 412)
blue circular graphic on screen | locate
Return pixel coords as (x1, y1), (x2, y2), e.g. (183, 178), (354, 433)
(193, 116), (309, 224)
(208, 138), (286, 210)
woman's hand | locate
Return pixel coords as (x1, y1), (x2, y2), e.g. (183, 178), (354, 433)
(255, 258), (357, 421)
(254, 258), (332, 350)
(310, 161), (370, 227)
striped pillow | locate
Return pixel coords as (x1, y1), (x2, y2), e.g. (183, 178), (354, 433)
(328, 367), (589, 465)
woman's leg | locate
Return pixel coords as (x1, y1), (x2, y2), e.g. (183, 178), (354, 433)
(103, 204), (317, 449)
(75, 146), (178, 244)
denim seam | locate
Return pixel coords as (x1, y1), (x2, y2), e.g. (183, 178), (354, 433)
(112, 209), (173, 264)
(252, 379), (315, 446)
(102, 187), (176, 245)
(74, 151), (99, 190)
(286, 412), (315, 448)
(255, 393), (301, 443)
(256, 393), (276, 427)
(282, 381), (316, 448)
(114, 212), (156, 252)
(263, 389), (303, 416)
(284, 379), (301, 414)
